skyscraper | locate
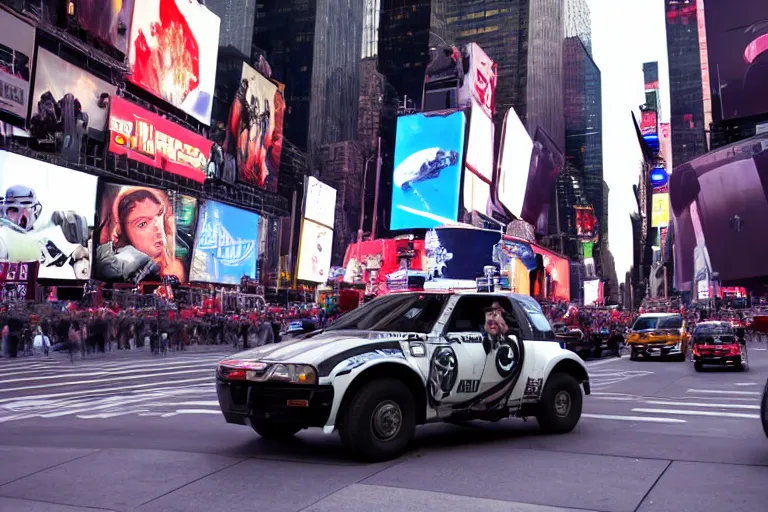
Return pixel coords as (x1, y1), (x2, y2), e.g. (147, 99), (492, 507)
(664, 0), (708, 168)
(251, 0), (364, 152)
(565, 0), (592, 56)
(206, 0), (256, 56)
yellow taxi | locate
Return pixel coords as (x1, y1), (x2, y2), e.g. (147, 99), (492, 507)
(626, 313), (689, 361)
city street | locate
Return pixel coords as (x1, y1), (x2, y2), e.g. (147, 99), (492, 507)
(0, 344), (766, 512)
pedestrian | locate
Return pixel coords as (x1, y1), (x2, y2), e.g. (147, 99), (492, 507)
(34, 326), (51, 357)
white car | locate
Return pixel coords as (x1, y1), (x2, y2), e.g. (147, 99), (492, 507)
(216, 291), (591, 461)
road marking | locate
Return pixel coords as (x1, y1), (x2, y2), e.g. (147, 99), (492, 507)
(0, 368), (213, 393)
(631, 408), (760, 419)
(586, 357), (625, 368)
(0, 362), (217, 384)
(686, 389), (760, 396)
(753, 348), (767, 351)
(735, 383), (759, 386)
(0, 378), (213, 404)
(642, 400), (760, 410)
(582, 413), (686, 423)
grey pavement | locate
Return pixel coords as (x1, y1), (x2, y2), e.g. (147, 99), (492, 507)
(0, 343), (766, 511)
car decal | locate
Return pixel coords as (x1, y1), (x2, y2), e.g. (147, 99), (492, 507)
(523, 377), (543, 400)
(457, 379), (480, 393)
(336, 349), (405, 373)
(427, 346), (459, 406)
(316, 341), (403, 376)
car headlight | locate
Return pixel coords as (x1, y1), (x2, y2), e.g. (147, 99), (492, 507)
(266, 364), (318, 385)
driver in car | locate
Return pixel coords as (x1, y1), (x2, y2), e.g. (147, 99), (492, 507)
(482, 302), (520, 374)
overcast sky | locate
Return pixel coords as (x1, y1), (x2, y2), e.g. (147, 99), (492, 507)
(587, 0), (672, 278)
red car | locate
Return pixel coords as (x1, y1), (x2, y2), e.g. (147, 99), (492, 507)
(691, 321), (748, 371)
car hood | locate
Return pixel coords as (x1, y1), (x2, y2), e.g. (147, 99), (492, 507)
(223, 330), (417, 366)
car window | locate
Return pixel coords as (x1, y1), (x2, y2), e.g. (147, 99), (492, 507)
(445, 296), (518, 337)
(325, 293), (449, 333)
(632, 316), (660, 331)
(694, 323), (732, 336)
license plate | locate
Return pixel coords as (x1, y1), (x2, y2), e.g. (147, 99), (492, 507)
(651, 351), (661, 357)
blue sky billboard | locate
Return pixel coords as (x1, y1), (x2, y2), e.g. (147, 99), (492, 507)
(390, 110), (466, 230)
(190, 200), (259, 284)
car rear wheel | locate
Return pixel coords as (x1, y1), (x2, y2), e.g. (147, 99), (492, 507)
(694, 361), (703, 371)
(339, 378), (416, 462)
(251, 420), (303, 439)
(536, 373), (583, 434)
(761, 382), (768, 438)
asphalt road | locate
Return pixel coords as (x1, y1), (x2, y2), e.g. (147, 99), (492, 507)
(0, 343), (767, 512)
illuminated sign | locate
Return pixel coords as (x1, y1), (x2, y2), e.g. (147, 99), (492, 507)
(650, 166), (669, 187)
(652, 193), (670, 228)
(108, 96), (211, 183)
(641, 110), (658, 135)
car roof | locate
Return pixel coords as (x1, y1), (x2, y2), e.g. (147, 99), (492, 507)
(637, 313), (679, 319)
(695, 321), (732, 328)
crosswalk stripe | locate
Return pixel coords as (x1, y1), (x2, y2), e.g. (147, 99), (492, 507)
(631, 408), (760, 419)
(686, 389), (761, 396)
(582, 413), (686, 423)
(0, 361), (218, 384)
(0, 368), (214, 393)
(641, 400), (760, 410)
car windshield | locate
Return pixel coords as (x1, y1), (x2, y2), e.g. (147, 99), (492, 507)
(694, 324), (733, 336)
(658, 316), (682, 329)
(514, 294), (554, 334)
(632, 316), (659, 331)
(325, 293), (449, 334)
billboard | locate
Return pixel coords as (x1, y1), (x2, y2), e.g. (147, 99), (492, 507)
(498, 107), (534, 218)
(296, 218), (333, 283)
(190, 200), (259, 284)
(652, 193), (670, 228)
(0, 151), (96, 280)
(521, 127), (564, 235)
(127, 0), (221, 125)
(575, 206), (597, 239)
(32, 48), (117, 138)
(76, 0), (135, 53)
(458, 43), (497, 118)
(390, 111), (466, 230)
(108, 96), (211, 183)
(463, 100), (494, 215)
(530, 243), (570, 302)
(640, 110), (658, 135)
(705, 1), (768, 121)
(94, 184), (197, 284)
(304, 176), (337, 228)
(584, 279), (600, 306)
(0, 10), (35, 121)
(223, 62), (285, 191)
(424, 227), (501, 281)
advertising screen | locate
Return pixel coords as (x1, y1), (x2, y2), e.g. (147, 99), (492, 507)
(584, 279), (600, 306)
(531, 243), (571, 302)
(94, 184), (197, 284)
(304, 176), (337, 228)
(705, 1), (768, 121)
(575, 206), (597, 239)
(297, 218), (333, 283)
(224, 62), (285, 191)
(109, 96), (211, 183)
(463, 100), (494, 216)
(0, 10), (35, 122)
(32, 48), (117, 138)
(424, 227), (501, 281)
(458, 43), (497, 118)
(0, 151), (96, 280)
(190, 200), (259, 284)
(651, 193), (670, 228)
(127, 0), (221, 125)
(390, 110), (466, 230)
(521, 127), (564, 235)
(76, 0), (135, 53)
(640, 110), (658, 135)
(498, 107), (534, 218)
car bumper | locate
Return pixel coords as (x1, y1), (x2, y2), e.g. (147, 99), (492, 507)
(630, 344), (683, 357)
(693, 354), (742, 365)
(216, 379), (334, 427)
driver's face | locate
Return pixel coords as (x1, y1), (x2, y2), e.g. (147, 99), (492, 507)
(485, 307), (506, 337)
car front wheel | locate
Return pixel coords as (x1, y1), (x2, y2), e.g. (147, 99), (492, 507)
(339, 378), (416, 462)
(536, 373), (583, 434)
(761, 382), (768, 438)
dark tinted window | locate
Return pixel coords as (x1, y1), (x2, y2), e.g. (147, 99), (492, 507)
(658, 316), (683, 329)
(632, 316), (660, 331)
(694, 323), (733, 336)
(326, 293), (448, 334)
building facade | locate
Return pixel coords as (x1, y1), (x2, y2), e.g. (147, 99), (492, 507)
(664, 0), (708, 168)
(206, 0), (256, 56)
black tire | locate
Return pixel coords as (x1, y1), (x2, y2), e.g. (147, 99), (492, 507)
(251, 420), (302, 439)
(760, 383), (768, 438)
(673, 353), (686, 362)
(694, 361), (703, 372)
(629, 348), (638, 361)
(339, 378), (416, 462)
(735, 362), (745, 372)
(536, 373), (583, 434)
